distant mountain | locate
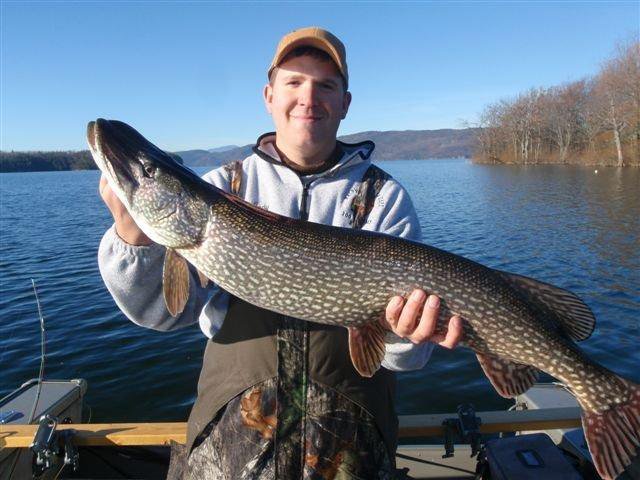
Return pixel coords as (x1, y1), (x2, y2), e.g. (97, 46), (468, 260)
(176, 128), (479, 168)
(173, 149), (219, 166)
(208, 145), (239, 153)
(339, 129), (479, 160)
(175, 145), (254, 168)
(0, 129), (479, 172)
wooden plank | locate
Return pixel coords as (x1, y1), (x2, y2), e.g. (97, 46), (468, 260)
(0, 422), (186, 448)
(0, 408), (582, 448)
(398, 407), (581, 437)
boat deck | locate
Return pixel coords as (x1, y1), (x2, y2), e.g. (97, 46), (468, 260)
(397, 445), (477, 479)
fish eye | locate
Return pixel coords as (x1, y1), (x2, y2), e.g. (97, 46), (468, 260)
(142, 161), (156, 177)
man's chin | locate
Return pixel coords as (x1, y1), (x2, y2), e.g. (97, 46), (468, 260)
(294, 122), (338, 139)
(294, 133), (333, 150)
(276, 123), (339, 152)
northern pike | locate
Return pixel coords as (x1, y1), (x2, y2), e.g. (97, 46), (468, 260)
(88, 118), (639, 480)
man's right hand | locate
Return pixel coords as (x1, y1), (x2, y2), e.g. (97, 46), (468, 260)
(99, 175), (152, 246)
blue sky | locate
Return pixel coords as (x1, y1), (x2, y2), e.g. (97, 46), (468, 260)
(1, 1), (638, 151)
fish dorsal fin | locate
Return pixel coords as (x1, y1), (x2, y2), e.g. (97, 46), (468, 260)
(163, 248), (190, 316)
(476, 353), (539, 398)
(348, 322), (387, 378)
(218, 188), (294, 225)
(496, 270), (595, 341)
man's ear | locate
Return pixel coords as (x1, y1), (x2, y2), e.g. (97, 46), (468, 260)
(263, 84), (273, 114)
(341, 91), (352, 119)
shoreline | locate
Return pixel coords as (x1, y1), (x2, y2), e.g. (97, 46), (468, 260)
(5, 157), (640, 174)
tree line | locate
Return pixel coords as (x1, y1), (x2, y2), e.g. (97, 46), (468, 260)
(0, 150), (97, 173)
(474, 40), (639, 166)
(0, 150), (185, 173)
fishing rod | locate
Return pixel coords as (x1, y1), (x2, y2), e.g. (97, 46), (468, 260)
(28, 279), (46, 424)
(4, 279), (48, 480)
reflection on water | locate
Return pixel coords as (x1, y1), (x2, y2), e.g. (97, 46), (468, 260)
(0, 161), (638, 421)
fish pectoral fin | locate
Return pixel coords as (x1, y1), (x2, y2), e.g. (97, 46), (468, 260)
(196, 269), (209, 288)
(162, 248), (190, 317)
(496, 270), (595, 342)
(476, 353), (539, 398)
(348, 322), (387, 378)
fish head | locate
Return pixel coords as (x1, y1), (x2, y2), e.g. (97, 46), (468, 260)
(87, 118), (208, 248)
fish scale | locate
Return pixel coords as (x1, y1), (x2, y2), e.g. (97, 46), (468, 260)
(88, 118), (640, 480)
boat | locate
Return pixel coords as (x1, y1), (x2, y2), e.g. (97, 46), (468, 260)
(4, 379), (636, 479)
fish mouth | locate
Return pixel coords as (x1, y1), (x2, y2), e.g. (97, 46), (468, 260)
(87, 118), (142, 199)
(87, 118), (206, 197)
(87, 120), (97, 151)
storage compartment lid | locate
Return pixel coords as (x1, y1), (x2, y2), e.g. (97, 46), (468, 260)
(0, 379), (87, 425)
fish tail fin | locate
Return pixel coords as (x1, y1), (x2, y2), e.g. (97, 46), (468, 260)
(581, 380), (640, 480)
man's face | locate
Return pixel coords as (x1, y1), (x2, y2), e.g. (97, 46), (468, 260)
(264, 54), (351, 156)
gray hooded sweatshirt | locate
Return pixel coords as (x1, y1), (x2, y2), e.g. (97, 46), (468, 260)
(98, 134), (434, 371)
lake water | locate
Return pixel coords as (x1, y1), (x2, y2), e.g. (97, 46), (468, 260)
(0, 160), (638, 422)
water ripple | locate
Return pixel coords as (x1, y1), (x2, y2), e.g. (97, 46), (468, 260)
(1, 163), (638, 421)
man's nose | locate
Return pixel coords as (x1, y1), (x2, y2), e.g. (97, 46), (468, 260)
(298, 82), (320, 106)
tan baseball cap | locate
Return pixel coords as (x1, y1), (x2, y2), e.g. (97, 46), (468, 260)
(268, 27), (348, 88)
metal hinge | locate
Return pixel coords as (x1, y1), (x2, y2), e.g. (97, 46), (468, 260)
(442, 403), (483, 458)
(30, 414), (79, 478)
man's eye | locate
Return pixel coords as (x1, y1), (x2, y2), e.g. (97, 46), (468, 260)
(287, 81), (300, 86)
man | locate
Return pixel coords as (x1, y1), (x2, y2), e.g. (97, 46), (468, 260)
(98, 27), (462, 478)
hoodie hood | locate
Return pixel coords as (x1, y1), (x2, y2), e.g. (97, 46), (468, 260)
(252, 132), (376, 180)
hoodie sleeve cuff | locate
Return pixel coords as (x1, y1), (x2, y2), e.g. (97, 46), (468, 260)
(103, 224), (165, 259)
(382, 331), (434, 371)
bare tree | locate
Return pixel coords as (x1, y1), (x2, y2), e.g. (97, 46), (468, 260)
(476, 102), (508, 163)
(580, 79), (606, 157)
(595, 40), (639, 166)
(543, 82), (584, 163)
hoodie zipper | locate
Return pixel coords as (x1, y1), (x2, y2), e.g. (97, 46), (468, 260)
(297, 151), (358, 221)
(300, 181), (311, 221)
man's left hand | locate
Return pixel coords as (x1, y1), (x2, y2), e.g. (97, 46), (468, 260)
(382, 289), (463, 348)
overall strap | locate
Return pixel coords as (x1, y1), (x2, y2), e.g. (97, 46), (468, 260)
(351, 164), (390, 229)
(224, 159), (244, 195)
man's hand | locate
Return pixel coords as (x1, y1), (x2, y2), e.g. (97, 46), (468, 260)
(99, 175), (152, 246)
(383, 289), (463, 348)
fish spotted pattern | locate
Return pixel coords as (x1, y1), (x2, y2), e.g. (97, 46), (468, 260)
(89, 118), (640, 480)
